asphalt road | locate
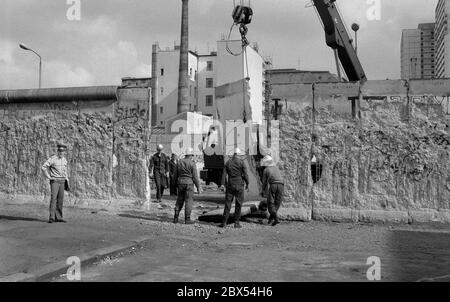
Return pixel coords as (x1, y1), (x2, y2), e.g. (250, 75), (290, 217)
(52, 219), (450, 282)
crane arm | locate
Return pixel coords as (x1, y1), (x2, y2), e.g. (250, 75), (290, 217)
(312, 0), (367, 82)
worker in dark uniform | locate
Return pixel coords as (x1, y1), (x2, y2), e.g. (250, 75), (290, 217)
(42, 142), (70, 223)
(219, 148), (249, 228)
(168, 153), (178, 196)
(173, 147), (202, 224)
(149, 144), (169, 203)
(260, 155), (284, 226)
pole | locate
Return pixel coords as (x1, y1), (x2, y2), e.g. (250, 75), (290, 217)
(355, 30), (358, 54)
(31, 49), (42, 88)
(39, 57), (42, 88)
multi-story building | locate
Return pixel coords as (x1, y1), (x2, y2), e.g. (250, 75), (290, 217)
(151, 40), (264, 127)
(151, 43), (198, 126)
(401, 23), (435, 80)
(435, 0), (450, 78)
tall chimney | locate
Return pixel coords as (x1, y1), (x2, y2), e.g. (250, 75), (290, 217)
(151, 43), (159, 126)
(177, 0), (190, 114)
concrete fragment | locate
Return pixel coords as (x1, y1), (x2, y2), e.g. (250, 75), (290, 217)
(278, 207), (312, 222)
(358, 210), (409, 224)
(198, 202), (258, 222)
(408, 210), (441, 223)
(312, 208), (358, 223)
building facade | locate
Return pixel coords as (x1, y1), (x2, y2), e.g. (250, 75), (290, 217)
(435, 0), (450, 78)
(151, 40), (264, 127)
(401, 23), (435, 80)
(121, 77), (151, 88)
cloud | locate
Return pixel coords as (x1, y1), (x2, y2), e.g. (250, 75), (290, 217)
(45, 61), (95, 87)
(54, 15), (118, 39)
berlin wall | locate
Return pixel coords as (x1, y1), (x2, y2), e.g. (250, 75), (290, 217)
(275, 79), (450, 223)
(0, 86), (151, 207)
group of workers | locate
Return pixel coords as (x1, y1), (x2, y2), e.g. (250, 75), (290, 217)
(41, 142), (284, 228)
(148, 144), (284, 228)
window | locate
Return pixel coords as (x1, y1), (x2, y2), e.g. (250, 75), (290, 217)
(190, 85), (192, 97)
(190, 68), (193, 76)
(160, 87), (164, 95)
(160, 68), (164, 76)
(206, 95), (213, 107)
(194, 87), (198, 98)
(160, 107), (164, 114)
(206, 78), (214, 88)
(207, 61), (213, 71)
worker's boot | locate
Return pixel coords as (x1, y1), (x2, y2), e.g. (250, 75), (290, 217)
(271, 214), (280, 226)
(234, 221), (242, 229)
(185, 217), (195, 225)
(173, 210), (179, 224)
(219, 214), (229, 228)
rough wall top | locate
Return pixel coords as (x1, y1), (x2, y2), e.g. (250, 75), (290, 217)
(0, 86), (118, 104)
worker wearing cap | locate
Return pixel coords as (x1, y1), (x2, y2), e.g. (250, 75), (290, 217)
(260, 155), (284, 226)
(42, 143), (69, 223)
(173, 147), (202, 224)
(219, 147), (249, 228)
(149, 144), (169, 203)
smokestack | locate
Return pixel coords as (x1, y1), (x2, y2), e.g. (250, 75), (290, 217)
(151, 43), (159, 126)
(177, 0), (190, 114)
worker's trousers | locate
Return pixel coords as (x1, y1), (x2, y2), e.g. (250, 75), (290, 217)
(153, 171), (166, 201)
(222, 184), (245, 224)
(49, 179), (65, 221)
(175, 184), (194, 220)
(268, 183), (284, 221)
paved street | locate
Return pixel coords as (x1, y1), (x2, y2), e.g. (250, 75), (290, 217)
(53, 222), (450, 282)
(1, 200), (450, 282)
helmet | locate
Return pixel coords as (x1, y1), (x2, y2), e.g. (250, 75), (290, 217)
(185, 147), (194, 156)
(261, 155), (274, 167)
(234, 147), (242, 155)
(157, 144), (164, 151)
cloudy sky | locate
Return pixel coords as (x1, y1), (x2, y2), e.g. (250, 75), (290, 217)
(0, 0), (439, 89)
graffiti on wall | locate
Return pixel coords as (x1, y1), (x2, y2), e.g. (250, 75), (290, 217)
(114, 105), (147, 123)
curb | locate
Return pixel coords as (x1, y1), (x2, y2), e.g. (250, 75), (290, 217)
(0, 236), (153, 282)
(277, 207), (450, 224)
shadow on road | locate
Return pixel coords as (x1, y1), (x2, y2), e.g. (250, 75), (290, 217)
(0, 215), (47, 223)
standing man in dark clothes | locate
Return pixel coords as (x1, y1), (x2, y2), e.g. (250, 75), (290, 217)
(168, 153), (178, 196)
(173, 147), (202, 224)
(260, 155), (284, 226)
(149, 144), (169, 203)
(219, 148), (249, 229)
(42, 142), (69, 224)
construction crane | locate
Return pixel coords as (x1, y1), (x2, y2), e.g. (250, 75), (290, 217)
(312, 0), (367, 82)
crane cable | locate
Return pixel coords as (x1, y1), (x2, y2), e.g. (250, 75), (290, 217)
(227, 0), (252, 123)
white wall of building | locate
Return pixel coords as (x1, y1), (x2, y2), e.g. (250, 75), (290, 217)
(156, 49), (198, 126)
(197, 55), (217, 117)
